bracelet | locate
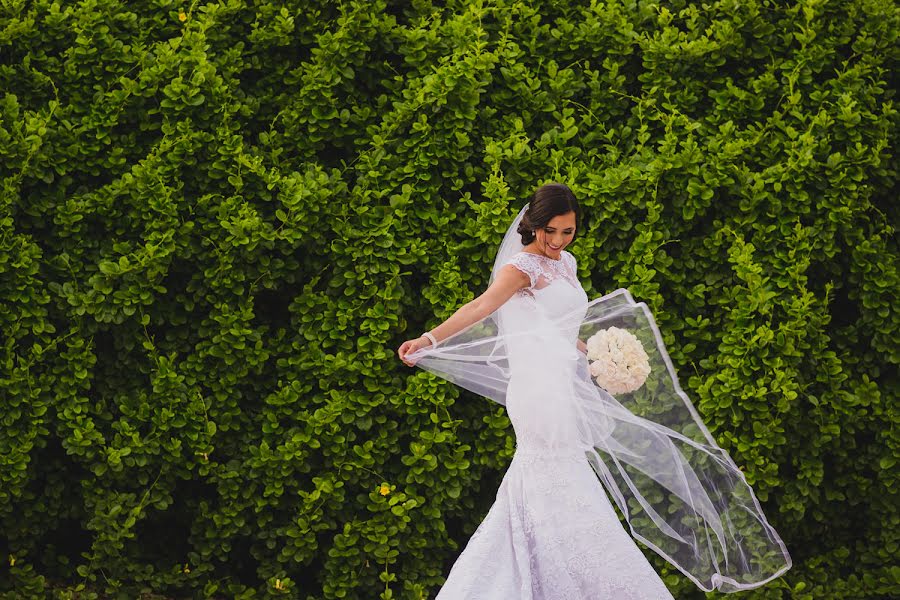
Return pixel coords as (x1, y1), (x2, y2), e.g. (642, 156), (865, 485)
(421, 331), (438, 348)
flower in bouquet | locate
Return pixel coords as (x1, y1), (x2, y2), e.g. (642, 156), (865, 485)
(585, 326), (651, 395)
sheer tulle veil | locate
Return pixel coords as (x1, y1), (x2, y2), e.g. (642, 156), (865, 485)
(406, 203), (792, 592)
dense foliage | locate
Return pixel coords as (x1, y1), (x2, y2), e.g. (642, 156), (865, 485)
(1, 0), (897, 598)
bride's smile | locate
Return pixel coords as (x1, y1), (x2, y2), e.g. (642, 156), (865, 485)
(523, 210), (577, 261)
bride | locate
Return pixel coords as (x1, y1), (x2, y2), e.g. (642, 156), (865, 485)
(397, 183), (791, 598)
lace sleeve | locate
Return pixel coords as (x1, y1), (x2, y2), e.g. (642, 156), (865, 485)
(505, 252), (541, 288)
(564, 251), (577, 276)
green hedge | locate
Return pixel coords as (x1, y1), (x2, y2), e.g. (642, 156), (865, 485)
(1, 0), (897, 598)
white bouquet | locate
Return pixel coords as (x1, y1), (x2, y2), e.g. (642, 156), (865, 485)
(585, 326), (651, 395)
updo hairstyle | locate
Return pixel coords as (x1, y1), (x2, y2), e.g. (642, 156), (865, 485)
(516, 182), (582, 245)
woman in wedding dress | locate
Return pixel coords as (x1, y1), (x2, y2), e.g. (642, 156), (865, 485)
(398, 183), (791, 598)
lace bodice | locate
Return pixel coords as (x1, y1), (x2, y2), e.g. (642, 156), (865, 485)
(506, 250), (579, 298)
(501, 249), (587, 337)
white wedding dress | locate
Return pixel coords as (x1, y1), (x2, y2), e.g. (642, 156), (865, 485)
(435, 250), (674, 599)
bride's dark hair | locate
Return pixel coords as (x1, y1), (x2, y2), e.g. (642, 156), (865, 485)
(517, 182), (582, 245)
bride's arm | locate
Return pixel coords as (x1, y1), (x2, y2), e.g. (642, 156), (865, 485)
(576, 338), (587, 354)
(424, 264), (529, 345)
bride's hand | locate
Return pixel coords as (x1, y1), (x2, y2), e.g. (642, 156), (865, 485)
(398, 336), (432, 367)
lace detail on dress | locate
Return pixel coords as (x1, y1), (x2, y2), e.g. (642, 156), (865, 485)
(435, 447), (675, 600)
(506, 251), (579, 299)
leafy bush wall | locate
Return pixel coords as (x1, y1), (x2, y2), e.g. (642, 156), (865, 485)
(0, 0), (896, 598)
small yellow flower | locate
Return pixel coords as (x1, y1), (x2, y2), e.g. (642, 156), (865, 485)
(275, 579), (284, 590)
(178, 11), (187, 22)
(8, 555), (15, 567)
(182, 563), (190, 573)
(379, 484), (390, 496)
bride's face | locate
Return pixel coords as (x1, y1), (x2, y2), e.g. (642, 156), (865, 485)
(536, 211), (576, 258)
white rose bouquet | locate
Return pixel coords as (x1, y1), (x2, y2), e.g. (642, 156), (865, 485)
(585, 326), (651, 395)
